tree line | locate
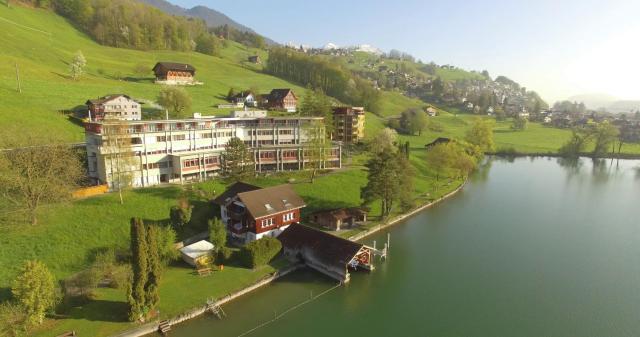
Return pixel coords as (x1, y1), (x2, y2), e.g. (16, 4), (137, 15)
(24, 0), (223, 54)
(266, 47), (382, 113)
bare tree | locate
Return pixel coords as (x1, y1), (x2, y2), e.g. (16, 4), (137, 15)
(0, 135), (83, 225)
(102, 121), (137, 204)
(303, 120), (329, 183)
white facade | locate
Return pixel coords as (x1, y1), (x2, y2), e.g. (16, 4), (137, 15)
(85, 117), (342, 189)
(87, 95), (141, 121)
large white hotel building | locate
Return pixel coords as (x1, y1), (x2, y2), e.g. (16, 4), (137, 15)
(84, 116), (341, 189)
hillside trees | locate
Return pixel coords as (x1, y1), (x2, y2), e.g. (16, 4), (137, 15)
(50, 0), (217, 52)
(69, 50), (86, 80)
(158, 87), (192, 118)
(266, 47), (381, 113)
(299, 88), (334, 136)
(0, 135), (82, 225)
(11, 260), (57, 325)
(399, 108), (428, 135)
(369, 128), (398, 154)
(465, 118), (495, 153)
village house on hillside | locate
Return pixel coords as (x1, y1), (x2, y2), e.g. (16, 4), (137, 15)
(332, 107), (366, 143)
(232, 91), (257, 107)
(213, 183), (306, 243)
(263, 89), (298, 112)
(85, 94), (141, 121)
(152, 62), (197, 85)
(248, 55), (262, 64)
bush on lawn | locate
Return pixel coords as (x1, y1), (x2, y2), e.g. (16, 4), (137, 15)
(239, 237), (282, 269)
(217, 247), (234, 264)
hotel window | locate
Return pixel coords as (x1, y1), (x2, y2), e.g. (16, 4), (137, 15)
(260, 218), (274, 228)
(173, 134), (186, 141)
(156, 136), (167, 142)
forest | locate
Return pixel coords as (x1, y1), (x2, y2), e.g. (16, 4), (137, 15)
(24, 0), (222, 53)
(266, 47), (382, 113)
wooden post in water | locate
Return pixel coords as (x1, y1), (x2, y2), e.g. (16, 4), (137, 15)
(387, 233), (391, 250)
(15, 63), (21, 93)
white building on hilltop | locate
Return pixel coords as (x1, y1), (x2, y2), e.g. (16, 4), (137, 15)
(85, 117), (341, 189)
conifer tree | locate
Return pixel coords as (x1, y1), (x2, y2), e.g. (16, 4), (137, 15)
(127, 218), (148, 321)
(144, 224), (161, 312)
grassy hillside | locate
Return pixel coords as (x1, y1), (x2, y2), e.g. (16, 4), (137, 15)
(0, 5), (301, 142)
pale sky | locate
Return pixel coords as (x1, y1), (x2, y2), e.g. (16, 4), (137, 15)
(174, 0), (640, 103)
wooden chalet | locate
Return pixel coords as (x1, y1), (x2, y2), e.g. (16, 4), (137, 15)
(310, 207), (367, 231)
(248, 55), (262, 64)
(278, 223), (373, 283)
(152, 62), (196, 85)
(265, 89), (297, 112)
(85, 94), (141, 121)
(213, 183), (305, 243)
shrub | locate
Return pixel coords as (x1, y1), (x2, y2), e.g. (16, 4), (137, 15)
(11, 260), (57, 325)
(239, 237), (282, 269)
(217, 247), (234, 264)
(170, 205), (192, 230)
(155, 225), (179, 265)
(208, 217), (227, 252)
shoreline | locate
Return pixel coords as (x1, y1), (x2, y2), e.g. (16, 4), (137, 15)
(490, 151), (640, 160)
(349, 180), (466, 242)
(113, 263), (303, 337)
(114, 180), (468, 337)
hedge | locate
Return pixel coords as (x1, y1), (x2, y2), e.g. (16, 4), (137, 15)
(239, 237), (282, 268)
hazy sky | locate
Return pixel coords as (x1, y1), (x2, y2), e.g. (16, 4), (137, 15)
(174, 0), (640, 103)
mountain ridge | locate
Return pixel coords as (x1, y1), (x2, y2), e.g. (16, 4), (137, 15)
(137, 0), (277, 45)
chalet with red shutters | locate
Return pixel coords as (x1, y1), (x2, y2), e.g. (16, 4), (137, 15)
(264, 89), (297, 112)
(152, 62), (197, 85)
(213, 183), (305, 243)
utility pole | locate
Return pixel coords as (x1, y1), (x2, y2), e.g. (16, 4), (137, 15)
(15, 63), (21, 93)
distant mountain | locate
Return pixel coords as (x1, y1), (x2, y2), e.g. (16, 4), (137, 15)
(567, 93), (640, 113)
(137, 0), (276, 45)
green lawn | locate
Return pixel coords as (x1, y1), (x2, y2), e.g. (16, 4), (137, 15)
(29, 259), (289, 337)
(0, 5), (304, 142)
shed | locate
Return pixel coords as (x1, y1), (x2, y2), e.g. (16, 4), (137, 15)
(179, 240), (215, 267)
(310, 208), (367, 231)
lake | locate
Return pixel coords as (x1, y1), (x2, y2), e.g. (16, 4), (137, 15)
(166, 157), (640, 337)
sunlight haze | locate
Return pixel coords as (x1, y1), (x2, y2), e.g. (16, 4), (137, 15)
(176, 0), (640, 103)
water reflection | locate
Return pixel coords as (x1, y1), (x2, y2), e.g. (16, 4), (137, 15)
(556, 157), (584, 181)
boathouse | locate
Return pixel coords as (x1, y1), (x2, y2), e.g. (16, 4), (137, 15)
(277, 223), (373, 283)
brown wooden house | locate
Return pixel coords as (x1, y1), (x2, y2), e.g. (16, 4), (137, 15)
(152, 62), (196, 85)
(264, 89), (297, 112)
(213, 183), (306, 243)
(248, 55), (262, 64)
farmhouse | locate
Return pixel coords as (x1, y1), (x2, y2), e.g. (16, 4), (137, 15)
(214, 183), (305, 243)
(152, 62), (196, 85)
(332, 107), (366, 143)
(85, 94), (141, 121)
(264, 89), (297, 112)
(278, 223), (373, 283)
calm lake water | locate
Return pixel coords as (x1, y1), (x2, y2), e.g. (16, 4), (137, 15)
(167, 157), (640, 337)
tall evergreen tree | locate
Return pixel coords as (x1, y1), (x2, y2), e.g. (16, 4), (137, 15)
(144, 224), (161, 312)
(127, 218), (148, 321)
